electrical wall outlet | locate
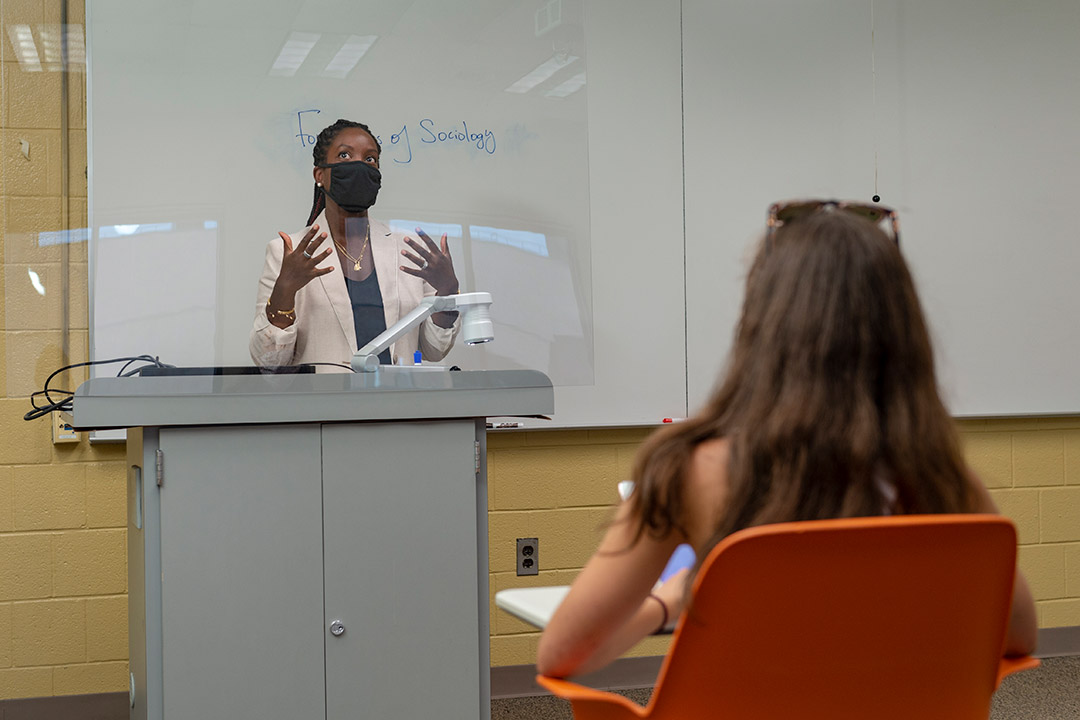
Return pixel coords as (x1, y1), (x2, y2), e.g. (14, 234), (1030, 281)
(516, 537), (539, 576)
(52, 412), (80, 444)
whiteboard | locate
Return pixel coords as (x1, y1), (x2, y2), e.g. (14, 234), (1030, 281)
(88, 0), (688, 427)
(90, 0), (1079, 425)
(683, 0), (1080, 417)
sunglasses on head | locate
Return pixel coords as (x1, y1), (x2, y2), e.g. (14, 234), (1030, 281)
(765, 199), (900, 247)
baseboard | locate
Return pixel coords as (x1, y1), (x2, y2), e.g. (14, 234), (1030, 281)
(1037, 625), (1080, 658)
(491, 655), (664, 699)
(3, 634), (1075, 715)
(491, 625), (1080, 699)
(0, 692), (127, 720)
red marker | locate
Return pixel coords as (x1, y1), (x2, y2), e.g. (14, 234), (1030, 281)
(662, 417), (686, 423)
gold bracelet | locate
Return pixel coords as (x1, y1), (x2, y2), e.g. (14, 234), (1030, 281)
(266, 299), (296, 320)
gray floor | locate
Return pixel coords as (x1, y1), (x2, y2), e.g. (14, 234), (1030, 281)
(992, 655), (1080, 719)
(492, 656), (1080, 719)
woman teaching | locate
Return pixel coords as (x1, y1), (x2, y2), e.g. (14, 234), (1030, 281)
(250, 119), (460, 369)
(536, 201), (1038, 678)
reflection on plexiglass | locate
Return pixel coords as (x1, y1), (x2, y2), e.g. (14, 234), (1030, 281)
(87, 0), (593, 388)
(92, 219), (220, 369)
(390, 220), (592, 387)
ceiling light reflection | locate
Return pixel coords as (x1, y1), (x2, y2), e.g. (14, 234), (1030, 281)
(6, 24), (85, 72)
(471, 225), (548, 257)
(99, 223), (175, 239)
(545, 71), (586, 98)
(322, 35), (377, 79)
(7, 25), (42, 71)
(62, 24), (87, 68)
(270, 32), (320, 77)
(505, 55), (578, 94)
(38, 25), (62, 70)
(389, 221), (463, 239)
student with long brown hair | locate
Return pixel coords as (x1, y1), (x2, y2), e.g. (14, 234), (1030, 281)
(537, 201), (1037, 678)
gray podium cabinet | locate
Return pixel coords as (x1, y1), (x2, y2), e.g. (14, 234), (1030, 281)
(72, 369), (554, 720)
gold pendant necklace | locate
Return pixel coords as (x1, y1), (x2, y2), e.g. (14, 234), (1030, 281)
(334, 221), (370, 272)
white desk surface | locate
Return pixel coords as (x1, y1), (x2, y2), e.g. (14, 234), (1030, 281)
(494, 586), (570, 629)
(494, 484), (687, 632)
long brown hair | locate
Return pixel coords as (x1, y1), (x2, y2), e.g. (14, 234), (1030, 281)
(629, 210), (974, 560)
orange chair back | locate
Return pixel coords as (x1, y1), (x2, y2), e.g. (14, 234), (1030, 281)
(639, 515), (1023, 720)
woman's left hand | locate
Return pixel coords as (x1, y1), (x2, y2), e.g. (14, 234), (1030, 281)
(401, 229), (459, 296)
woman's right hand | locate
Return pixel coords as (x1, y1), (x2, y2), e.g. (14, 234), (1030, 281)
(276, 224), (333, 295)
(266, 225), (334, 327)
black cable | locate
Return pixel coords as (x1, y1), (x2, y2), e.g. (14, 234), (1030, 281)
(23, 357), (356, 421)
(23, 355), (173, 421)
(303, 362), (353, 372)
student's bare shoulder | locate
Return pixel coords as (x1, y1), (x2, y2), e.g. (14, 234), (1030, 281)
(684, 437), (730, 540)
(690, 436), (730, 477)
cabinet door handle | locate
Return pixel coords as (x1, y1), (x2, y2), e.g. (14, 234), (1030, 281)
(329, 620), (346, 637)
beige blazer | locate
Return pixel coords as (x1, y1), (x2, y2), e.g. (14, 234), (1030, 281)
(249, 212), (459, 371)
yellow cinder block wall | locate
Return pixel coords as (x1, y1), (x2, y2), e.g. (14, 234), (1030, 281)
(2, 0), (130, 699)
(2, 0), (1079, 702)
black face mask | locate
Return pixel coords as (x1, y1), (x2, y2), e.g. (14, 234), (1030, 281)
(318, 160), (381, 212)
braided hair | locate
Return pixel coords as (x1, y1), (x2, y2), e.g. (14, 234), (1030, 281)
(306, 119), (382, 225)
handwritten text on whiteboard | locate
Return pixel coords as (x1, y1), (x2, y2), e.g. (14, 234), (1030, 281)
(295, 110), (497, 164)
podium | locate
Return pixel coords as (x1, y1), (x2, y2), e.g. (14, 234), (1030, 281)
(72, 369), (553, 720)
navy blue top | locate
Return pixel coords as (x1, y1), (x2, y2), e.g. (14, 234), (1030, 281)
(344, 265), (392, 365)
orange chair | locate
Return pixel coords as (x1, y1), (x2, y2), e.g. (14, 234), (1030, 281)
(537, 515), (1039, 720)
